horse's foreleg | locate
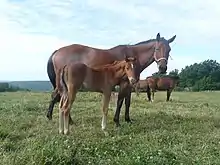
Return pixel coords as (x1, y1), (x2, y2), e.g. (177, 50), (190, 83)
(113, 85), (126, 127)
(125, 87), (132, 123)
(166, 89), (172, 101)
(101, 92), (111, 132)
(146, 87), (151, 102)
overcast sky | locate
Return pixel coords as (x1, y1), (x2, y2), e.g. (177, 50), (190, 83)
(1, 0), (220, 81)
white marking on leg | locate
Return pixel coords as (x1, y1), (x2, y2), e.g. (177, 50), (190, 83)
(101, 115), (107, 130)
(64, 112), (69, 135)
(59, 109), (64, 134)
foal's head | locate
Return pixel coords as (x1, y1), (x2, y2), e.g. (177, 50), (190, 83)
(123, 56), (139, 86)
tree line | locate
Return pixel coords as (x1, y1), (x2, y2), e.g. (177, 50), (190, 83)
(0, 83), (30, 92)
(168, 59), (220, 91)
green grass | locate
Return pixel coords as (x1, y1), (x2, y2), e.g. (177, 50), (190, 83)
(1, 91), (220, 165)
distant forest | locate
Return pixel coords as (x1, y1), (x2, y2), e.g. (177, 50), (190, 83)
(0, 59), (220, 92)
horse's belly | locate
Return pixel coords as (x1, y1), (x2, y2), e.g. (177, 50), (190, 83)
(83, 81), (103, 93)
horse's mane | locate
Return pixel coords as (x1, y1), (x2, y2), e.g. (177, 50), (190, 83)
(109, 37), (164, 49)
(134, 37), (166, 46)
(92, 60), (126, 72)
(147, 74), (180, 80)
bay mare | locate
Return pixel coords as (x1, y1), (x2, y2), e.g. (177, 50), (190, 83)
(134, 79), (149, 97)
(47, 33), (176, 127)
(135, 75), (179, 102)
(57, 56), (138, 135)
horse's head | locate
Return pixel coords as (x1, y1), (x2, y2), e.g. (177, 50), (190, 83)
(123, 54), (139, 86)
(122, 46), (141, 81)
(153, 33), (176, 74)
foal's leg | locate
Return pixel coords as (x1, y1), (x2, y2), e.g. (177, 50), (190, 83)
(101, 92), (111, 131)
(58, 95), (65, 134)
(63, 88), (77, 135)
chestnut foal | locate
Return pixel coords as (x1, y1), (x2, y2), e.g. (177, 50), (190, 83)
(56, 56), (138, 135)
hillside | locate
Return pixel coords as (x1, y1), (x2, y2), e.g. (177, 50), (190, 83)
(9, 81), (53, 91)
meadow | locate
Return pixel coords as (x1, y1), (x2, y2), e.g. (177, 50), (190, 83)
(1, 91), (220, 165)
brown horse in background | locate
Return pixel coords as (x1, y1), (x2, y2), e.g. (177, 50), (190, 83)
(145, 75), (180, 102)
(47, 33), (176, 127)
(134, 80), (149, 97)
(56, 56), (138, 135)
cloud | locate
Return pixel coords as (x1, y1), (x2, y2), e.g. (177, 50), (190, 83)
(0, 0), (220, 81)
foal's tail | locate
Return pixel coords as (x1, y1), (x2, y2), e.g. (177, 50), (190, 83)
(60, 65), (68, 93)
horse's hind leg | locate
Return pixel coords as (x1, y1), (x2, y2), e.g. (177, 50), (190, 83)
(47, 89), (61, 120)
(101, 91), (111, 133)
(63, 88), (77, 135)
(47, 89), (74, 125)
(58, 94), (65, 134)
(152, 90), (155, 102)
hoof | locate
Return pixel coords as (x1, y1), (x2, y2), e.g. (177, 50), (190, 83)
(46, 113), (52, 120)
(113, 118), (120, 127)
(59, 130), (64, 134)
(115, 123), (121, 127)
(102, 130), (109, 136)
(69, 119), (74, 125)
(125, 118), (134, 124)
(64, 130), (70, 135)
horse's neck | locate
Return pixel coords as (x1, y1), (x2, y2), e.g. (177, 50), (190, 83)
(132, 42), (155, 72)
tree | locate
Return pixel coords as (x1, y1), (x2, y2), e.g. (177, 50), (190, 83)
(178, 59), (220, 91)
(168, 69), (179, 76)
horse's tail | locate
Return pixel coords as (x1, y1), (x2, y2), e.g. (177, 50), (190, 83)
(47, 50), (57, 89)
(60, 65), (68, 93)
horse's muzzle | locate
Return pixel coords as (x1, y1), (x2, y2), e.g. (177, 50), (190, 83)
(129, 77), (137, 86)
(158, 65), (167, 74)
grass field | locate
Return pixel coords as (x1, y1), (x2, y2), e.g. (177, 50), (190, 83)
(1, 91), (220, 165)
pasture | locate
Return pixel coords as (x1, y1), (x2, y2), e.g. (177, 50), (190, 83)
(1, 91), (220, 165)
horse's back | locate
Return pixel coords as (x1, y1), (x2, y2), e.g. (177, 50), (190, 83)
(52, 44), (118, 73)
(147, 76), (177, 90)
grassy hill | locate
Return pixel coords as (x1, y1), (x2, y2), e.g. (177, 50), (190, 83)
(9, 81), (53, 91)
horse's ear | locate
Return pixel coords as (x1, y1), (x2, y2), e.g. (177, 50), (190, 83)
(168, 35), (176, 43)
(156, 33), (160, 42)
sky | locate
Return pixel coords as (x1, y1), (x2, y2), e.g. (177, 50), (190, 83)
(1, 0), (220, 81)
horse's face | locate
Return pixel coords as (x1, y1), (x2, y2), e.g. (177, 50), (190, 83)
(124, 57), (139, 86)
(154, 33), (176, 74)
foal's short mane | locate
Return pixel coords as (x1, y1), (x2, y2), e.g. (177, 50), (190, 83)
(92, 60), (126, 72)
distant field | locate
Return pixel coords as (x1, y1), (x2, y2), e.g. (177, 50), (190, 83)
(1, 91), (220, 165)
